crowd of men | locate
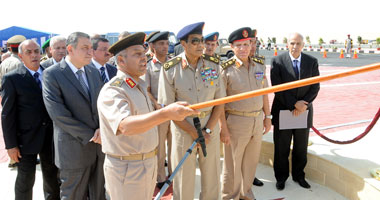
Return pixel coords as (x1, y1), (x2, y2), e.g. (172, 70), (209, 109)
(0, 21), (320, 200)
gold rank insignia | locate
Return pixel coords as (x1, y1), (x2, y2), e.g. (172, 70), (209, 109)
(110, 78), (123, 87)
(202, 54), (219, 64)
(221, 58), (236, 70)
(252, 57), (264, 65)
(163, 57), (182, 71)
(125, 78), (136, 88)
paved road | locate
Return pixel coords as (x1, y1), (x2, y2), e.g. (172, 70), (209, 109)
(257, 49), (380, 67)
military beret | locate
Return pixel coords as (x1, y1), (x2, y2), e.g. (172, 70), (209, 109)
(108, 32), (146, 55)
(149, 31), (169, 43)
(42, 38), (51, 50)
(177, 22), (205, 41)
(228, 27), (252, 44)
(205, 32), (219, 41)
(251, 29), (257, 38)
(146, 31), (160, 43)
(7, 35), (26, 47)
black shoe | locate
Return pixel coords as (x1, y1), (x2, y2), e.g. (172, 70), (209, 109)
(8, 163), (17, 168)
(293, 178), (311, 189)
(156, 182), (165, 189)
(276, 181), (285, 190)
(253, 177), (264, 186)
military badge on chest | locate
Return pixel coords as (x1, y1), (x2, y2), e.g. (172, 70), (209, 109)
(201, 67), (218, 86)
(255, 72), (265, 85)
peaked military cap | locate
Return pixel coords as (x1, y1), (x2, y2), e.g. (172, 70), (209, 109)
(7, 35), (26, 47)
(42, 38), (51, 50)
(108, 32), (146, 55)
(228, 27), (252, 44)
(177, 22), (205, 41)
(149, 31), (169, 43)
(146, 31), (160, 43)
(205, 32), (219, 41)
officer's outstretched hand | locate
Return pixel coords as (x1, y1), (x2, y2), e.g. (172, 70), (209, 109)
(163, 101), (199, 121)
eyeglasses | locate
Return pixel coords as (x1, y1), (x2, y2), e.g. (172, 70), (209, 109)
(187, 37), (204, 45)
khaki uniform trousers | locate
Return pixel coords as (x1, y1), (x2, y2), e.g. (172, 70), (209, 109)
(157, 121), (172, 182)
(103, 155), (157, 200)
(222, 113), (263, 200)
(171, 120), (221, 200)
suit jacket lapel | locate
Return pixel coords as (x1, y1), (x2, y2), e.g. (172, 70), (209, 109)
(106, 64), (117, 79)
(20, 66), (42, 92)
(300, 53), (307, 79)
(60, 60), (91, 102)
(84, 65), (97, 104)
(284, 54), (297, 80)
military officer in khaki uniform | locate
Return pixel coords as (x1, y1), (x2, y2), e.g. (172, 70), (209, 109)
(158, 22), (226, 200)
(249, 29), (266, 187)
(142, 31), (173, 189)
(0, 35), (26, 86)
(220, 27), (271, 200)
(97, 32), (197, 200)
(203, 32), (221, 61)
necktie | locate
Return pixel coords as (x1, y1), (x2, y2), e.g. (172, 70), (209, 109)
(293, 60), (299, 79)
(76, 70), (90, 98)
(100, 66), (108, 83)
(33, 72), (41, 89)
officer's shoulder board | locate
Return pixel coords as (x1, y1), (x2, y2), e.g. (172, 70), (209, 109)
(163, 57), (182, 71)
(257, 55), (265, 60)
(202, 54), (219, 65)
(252, 57), (264, 65)
(221, 58), (236, 70)
(147, 57), (153, 63)
(110, 78), (123, 87)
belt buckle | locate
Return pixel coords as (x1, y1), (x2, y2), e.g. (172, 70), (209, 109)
(199, 111), (206, 118)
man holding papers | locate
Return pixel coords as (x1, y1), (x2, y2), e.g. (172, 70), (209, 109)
(270, 33), (320, 190)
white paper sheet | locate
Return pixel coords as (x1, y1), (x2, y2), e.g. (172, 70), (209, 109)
(279, 110), (309, 130)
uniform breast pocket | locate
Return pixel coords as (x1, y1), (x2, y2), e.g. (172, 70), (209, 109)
(175, 85), (193, 102)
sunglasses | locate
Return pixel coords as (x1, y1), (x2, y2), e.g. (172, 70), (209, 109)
(187, 37), (204, 45)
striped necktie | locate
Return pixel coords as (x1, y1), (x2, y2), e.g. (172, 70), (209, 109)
(293, 60), (299, 79)
(100, 66), (109, 83)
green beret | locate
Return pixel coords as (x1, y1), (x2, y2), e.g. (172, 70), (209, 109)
(42, 38), (51, 50)
(7, 35), (26, 44)
(108, 32), (146, 55)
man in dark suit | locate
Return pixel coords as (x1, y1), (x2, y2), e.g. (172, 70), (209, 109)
(89, 37), (117, 82)
(41, 36), (67, 69)
(270, 33), (320, 190)
(42, 32), (106, 200)
(2, 40), (60, 200)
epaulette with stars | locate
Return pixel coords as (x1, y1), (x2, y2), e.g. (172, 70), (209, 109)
(256, 55), (265, 61)
(252, 57), (264, 65)
(147, 57), (153, 63)
(202, 54), (219, 65)
(110, 78), (123, 87)
(221, 58), (236, 70)
(163, 57), (182, 71)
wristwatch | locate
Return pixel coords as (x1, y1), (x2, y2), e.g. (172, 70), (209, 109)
(202, 127), (212, 134)
(265, 115), (273, 119)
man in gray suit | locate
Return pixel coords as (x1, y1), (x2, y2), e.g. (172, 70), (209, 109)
(42, 32), (106, 200)
(41, 36), (67, 68)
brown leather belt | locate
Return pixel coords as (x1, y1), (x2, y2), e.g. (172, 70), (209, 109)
(190, 110), (212, 119)
(108, 148), (157, 161)
(227, 110), (262, 117)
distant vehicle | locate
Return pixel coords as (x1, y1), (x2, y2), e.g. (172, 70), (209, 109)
(215, 38), (234, 58)
(104, 31), (178, 54)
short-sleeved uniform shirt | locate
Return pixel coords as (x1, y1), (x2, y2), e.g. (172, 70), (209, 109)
(157, 52), (225, 125)
(221, 56), (268, 112)
(97, 70), (158, 156)
(142, 55), (170, 100)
